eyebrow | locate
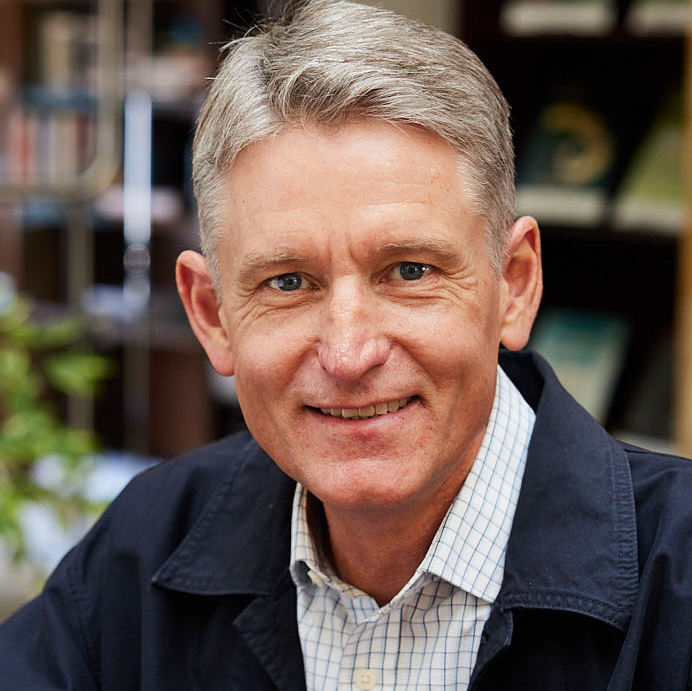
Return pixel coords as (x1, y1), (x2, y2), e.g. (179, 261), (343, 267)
(373, 238), (461, 264)
(237, 250), (311, 284)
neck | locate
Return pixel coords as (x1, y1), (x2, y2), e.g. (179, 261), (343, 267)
(307, 428), (487, 606)
(310, 485), (460, 606)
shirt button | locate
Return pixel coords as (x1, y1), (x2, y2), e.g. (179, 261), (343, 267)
(353, 668), (378, 690)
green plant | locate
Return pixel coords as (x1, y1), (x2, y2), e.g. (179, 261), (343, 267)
(0, 273), (114, 563)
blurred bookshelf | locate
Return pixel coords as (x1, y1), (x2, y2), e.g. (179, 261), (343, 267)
(0, 0), (259, 464)
(0, 0), (690, 460)
(459, 0), (690, 454)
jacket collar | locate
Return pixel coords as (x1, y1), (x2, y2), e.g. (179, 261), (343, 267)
(151, 438), (306, 691)
(152, 436), (296, 596)
(498, 350), (638, 631)
(153, 351), (639, 632)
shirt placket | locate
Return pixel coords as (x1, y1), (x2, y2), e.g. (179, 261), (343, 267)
(339, 608), (402, 690)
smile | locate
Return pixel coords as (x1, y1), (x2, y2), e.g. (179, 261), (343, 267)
(317, 397), (413, 420)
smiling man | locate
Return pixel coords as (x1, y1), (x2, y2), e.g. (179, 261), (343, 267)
(178, 117), (540, 617)
(3, 2), (692, 690)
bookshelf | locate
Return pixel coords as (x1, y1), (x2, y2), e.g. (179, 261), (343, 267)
(0, 0), (259, 458)
(1, 0), (689, 456)
(458, 0), (689, 450)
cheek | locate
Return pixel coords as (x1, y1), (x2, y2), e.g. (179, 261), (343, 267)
(230, 319), (311, 409)
(402, 301), (500, 373)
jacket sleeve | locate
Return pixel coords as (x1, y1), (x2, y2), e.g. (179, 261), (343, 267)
(0, 550), (100, 691)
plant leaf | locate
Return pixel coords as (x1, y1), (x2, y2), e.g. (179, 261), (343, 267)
(43, 352), (114, 397)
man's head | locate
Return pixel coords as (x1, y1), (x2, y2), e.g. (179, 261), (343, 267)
(177, 0), (542, 520)
(192, 0), (515, 287)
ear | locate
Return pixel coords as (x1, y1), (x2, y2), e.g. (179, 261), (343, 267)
(498, 216), (543, 351)
(176, 250), (234, 376)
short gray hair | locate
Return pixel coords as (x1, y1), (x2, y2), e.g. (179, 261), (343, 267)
(192, 0), (515, 285)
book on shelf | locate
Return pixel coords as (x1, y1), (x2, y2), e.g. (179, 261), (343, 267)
(625, 0), (690, 35)
(37, 10), (97, 94)
(610, 90), (683, 235)
(515, 98), (617, 225)
(0, 6), (98, 187)
(501, 0), (617, 35)
(4, 103), (95, 185)
(528, 308), (630, 423)
(6, 107), (39, 184)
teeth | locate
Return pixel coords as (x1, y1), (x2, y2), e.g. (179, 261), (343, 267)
(319, 397), (412, 420)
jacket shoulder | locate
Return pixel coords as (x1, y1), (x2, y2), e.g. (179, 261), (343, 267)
(119, 432), (257, 512)
(623, 442), (692, 500)
(99, 431), (265, 553)
(622, 442), (692, 574)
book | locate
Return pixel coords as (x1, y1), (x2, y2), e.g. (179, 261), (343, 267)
(37, 10), (96, 94)
(515, 98), (617, 225)
(5, 103), (95, 185)
(528, 308), (630, 423)
(626, 0), (690, 35)
(501, 0), (617, 35)
(39, 12), (77, 92)
(611, 91), (683, 235)
(7, 106), (39, 184)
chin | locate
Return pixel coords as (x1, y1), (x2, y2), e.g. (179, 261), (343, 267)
(311, 473), (431, 514)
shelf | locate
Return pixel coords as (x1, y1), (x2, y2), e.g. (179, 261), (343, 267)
(463, 0), (690, 40)
(459, 1), (687, 446)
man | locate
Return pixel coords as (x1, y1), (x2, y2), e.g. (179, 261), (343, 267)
(2, 1), (692, 689)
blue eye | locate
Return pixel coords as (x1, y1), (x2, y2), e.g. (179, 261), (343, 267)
(398, 262), (430, 281)
(268, 273), (303, 291)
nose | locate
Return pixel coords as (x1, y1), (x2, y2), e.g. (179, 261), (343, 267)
(317, 278), (391, 382)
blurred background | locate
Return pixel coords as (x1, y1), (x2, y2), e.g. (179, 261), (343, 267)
(0, 0), (690, 614)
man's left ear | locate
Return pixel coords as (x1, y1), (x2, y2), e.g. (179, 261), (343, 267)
(498, 215), (543, 351)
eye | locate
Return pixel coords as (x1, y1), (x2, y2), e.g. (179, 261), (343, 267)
(393, 262), (431, 281)
(267, 273), (305, 291)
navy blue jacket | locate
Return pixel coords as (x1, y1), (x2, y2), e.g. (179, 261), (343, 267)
(2, 351), (692, 690)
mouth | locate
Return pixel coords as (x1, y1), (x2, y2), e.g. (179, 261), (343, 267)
(312, 396), (414, 421)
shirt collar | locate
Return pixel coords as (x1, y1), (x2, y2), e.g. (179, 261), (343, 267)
(289, 365), (536, 605)
(420, 365), (534, 602)
(289, 487), (328, 589)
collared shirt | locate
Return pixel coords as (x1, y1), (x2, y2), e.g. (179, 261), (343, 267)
(289, 365), (536, 691)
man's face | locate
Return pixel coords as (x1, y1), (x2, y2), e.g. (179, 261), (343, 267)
(214, 120), (508, 516)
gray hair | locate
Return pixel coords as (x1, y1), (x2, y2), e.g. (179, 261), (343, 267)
(192, 0), (515, 286)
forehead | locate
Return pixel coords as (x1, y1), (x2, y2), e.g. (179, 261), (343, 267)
(231, 120), (457, 195)
(219, 120), (483, 261)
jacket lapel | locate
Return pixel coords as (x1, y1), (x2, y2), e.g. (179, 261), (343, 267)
(499, 351), (639, 630)
(151, 440), (305, 690)
(233, 571), (306, 691)
(468, 353), (639, 688)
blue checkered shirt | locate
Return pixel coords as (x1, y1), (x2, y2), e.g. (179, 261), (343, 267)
(289, 365), (535, 691)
